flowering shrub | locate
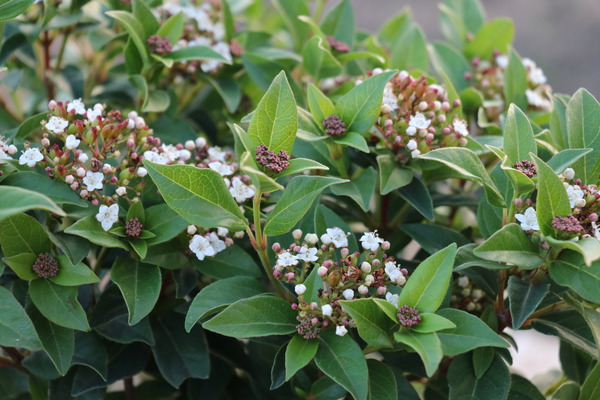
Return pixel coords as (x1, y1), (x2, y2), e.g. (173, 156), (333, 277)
(1, 0), (600, 399)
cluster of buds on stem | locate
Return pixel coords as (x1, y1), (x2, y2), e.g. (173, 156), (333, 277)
(186, 225), (244, 261)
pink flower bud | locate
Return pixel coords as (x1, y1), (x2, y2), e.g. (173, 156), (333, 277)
(127, 138), (135, 147)
(377, 286), (387, 295)
(318, 266), (328, 276)
(65, 175), (75, 184)
(272, 242), (281, 252)
(80, 190), (88, 198)
(103, 164), (112, 174)
(91, 199), (99, 206)
(41, 138), (50, 147)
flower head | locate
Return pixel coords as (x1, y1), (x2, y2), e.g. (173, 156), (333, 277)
(96, 204), (119, 231)
(277, 251), (299, 267)
(189, 234), (216, 261)
(32, 253), (59, 278)
(83, 171), (104, 191)
(322, 115), (347, 136)
(453, 119), (469, 136)
(359, 231), (383, 252)
(297, 246), (318, 262)
(397, 305), (421, 327)
(515, 207), (540, 231)
(408, 112), (431, 130)
(228, 178), (254, 202)
(208, 161), (234, 176)
(67, 99), (86, 115)
(566, 185), (585, 208)
(207, 232), (226, 253)
(18, 148), (44, 167)
(386, 292), (399, 307)
(325, 227), (348, 248)
(45, 116), (68, 134)
(125, 218), (143, 237)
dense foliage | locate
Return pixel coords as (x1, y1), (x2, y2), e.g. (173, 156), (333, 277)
(1, 0), (599, 399)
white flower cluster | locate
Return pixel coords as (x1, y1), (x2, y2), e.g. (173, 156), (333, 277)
(188, 230), (228, 261)
(495, 55), (552, 111)
(0, 137), (17, 164)
(516, 207), (540, 231)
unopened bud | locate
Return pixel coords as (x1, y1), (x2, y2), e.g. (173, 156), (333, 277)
(295, 284), (306, 295)
(292, 229), (303, 241)
(342, 289), (354, 300)
(187, 225), (197, 235)
(116, 187), (127, 196)
(318, 266), (328, 276)
(305, 233), (318, 245)
(137, 167), (148, 177)
(65, 175), (74, 184)
(272, 242), (281, 252)
(563, 168), (575, 180)
(76, 167), (86, 177)
(195, 137), (206, 148)
(358, 285), (368, 295)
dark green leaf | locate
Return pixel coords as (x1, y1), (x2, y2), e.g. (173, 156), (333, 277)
(550, 251), (600, 304)
(339, 299), (394, 347)
(579, 362), (600, 400)
(111, 259), (161, 325)
(28, 305), (73, 376)
(2, 172), (87, 207)
(474, 223), (544, 269)
(532, 310), (596, 358)
(285, 334), (319, 381)
(29, 279), (89, 331)
(377, 155), (412, 195)
(0, 286), (40, 350)
(448, 353), (510, 400)
(330, 167), (376, 212)
(64, 215), (128, 250)
(193, 244), (262, 279)
(400, 224), (468, 254)
(394, 331), (443, 377)
(507, 276), (550, 329)
(0, 213), (51, 256)
(367, 359), (397, 400)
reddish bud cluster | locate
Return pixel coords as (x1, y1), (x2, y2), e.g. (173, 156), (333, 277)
(326, 36), (350, 53)
(296, 313), (323, 339)
(255, 144), (290, 173)
(397, 305), (421, 327)
(514, 160), (537, 178)
(125, 217), (143, 237)
(322, 115), (347, 136)
(552, 215), (584, 234)
(147, 35), (173, 55)
(32, 253), (59, 278)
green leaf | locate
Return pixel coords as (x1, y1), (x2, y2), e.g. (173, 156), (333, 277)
(390, 25), (428, 71)
(394, 331), (443, 377)
(550, 251), (600, 303)
(474, 223), (545, 269)
(29, 279), (90, 331)
(464, 18), (514, 60)
(205, 75), (242, 114)
(333, 131), (370, 153)
(105, 10), (148, 65)
(307, 84), (337, 125)
(503, 49), (528, 110)
(533, 310), (597, 358)
(89, 285), (154, 345)
(132, 0), (159, 39)
(3, 253), (38, 280)
(264, 176), (346, 236)
(419, 147), (505, 207)
(579, 360), (600, 399)
(377, 155), (412, 195)
(239, 150), (284, 193)
(337, 70), (397, 134)
(28, 306), (73, 376)
(185, 276), (265, 332)
(547, 149), (593, 174)
(49, 256), (100, 286)
(143, 161), (247, 231)
(302, 36), (342, 80)
(330, 167), (376, 212)
(2, 172), (87, 207)
(278, 158), (329, 178)
(314, 328), (369, 400)
(367, 359), (397, 400)
(448, 353), (510, 400)
(0, 286), (40, 350)
(429, 42), (470, 92)
(398, 243), (457, 313)
(270, 0), (311, 52)
(247, 71), (298, 156)
(156, 11), (183, 45)
(412, 313), (456, 333)
(547, 236), (600, 267)
(472, 347), (494, 379)
(397, 176), (435, 221)
(532, 154), (572, 237)
(400, 224), (469, 254)
(0, 213), (51, 257)
(551, 382), (580, 400)
(285, 334), (319, 381)
(0, 0), (36, 22)
(436, 308), (509, 355)
(194, 245), (262, 279)
(454, 243), (509, 271)
(503, 104), (536, 163)
(507, 276), (550, 329)
(165, 45), (230, 63)
(64, 215), (128, 250)
(143, 204), (187, 246)
(0, 186), (65, 222)
(111, 259), (161, 325)
(320, 0), (354, 47)
(567, 89), (600, 184)
(152, 314), (210, 388)
(202, 295), (297, 338)
(339, 299), (394, 347)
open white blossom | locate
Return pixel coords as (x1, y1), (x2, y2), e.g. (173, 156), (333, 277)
(359, 232), (383, 252)
(525, 89), (551, 111)
(67, 99), (86, 115)
(143, 150), (168, 165)
(228, 178), (254, 203)
(335, 325), (348, 336)
(46, 116), (68, 134)
(566, 185), (584, 208)
(515, 207), (540, 231)
(382, 82), (398, 110)
(18, 148), (44, 167)
(386, 292), (399, 307)
(384, 261), (403, 283)
(65, 134), (80, 150)
(277, 251), (298, 267)
(207, 232), (226, 253)
(95, 204), (119, 231)
(529, 67), (547, 85)
(83, 171), (104, 191)
(189, 234), (215, 261)
(297, 246), (318, 262)
(408, 112), (431, 130)
(161, 145), (180, 163)
(209, 161), (234, 176)
(0, 148), (11, 164)
(325, 227), (348, 248)
(453, 119), (469, 136)
(208, 146), (227, 161)
(86, 104), (104, 122)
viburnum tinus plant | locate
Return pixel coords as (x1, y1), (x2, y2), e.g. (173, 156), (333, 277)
(1, 0), (600, 399)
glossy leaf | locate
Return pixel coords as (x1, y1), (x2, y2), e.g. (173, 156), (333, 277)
(29, 279), (90, 331)
(400, 224), (469, 254)
(377, 155), (412, 195)
(202, 295), (297, 338)
(2, 253), (37, 280)
(412, 313), (456, 334)
(390, 25), (428, 71)
(330, 167), (376, 212)
(0, 286), (40, 350)
(547, 148), (592, 174)
(64, 216), (128, 250)
(111, 259), (161, 325)
(314, 329), (369, 400)
(547, 236), (600, 267)
(333, 131), (370, 153)
(302, 36), (342, 80)
(367, 359), (397, 400)
(474, 223), (545, 269)
(394, 331), (443, 377)
(2, 172), (87, 207)
(307, 84), (337, 125)
(28, 306), (73, 376)
(49, 256), (100, 286)
(532, 310), (596, 358)
(503, 104), (536, 163)
(0, 213), (51, 257)
(397, 176), (435, 221)
(143, 161), (247, 231)
(194, 245), (262, 279)
(567, 89), (600, 184)
(0, 0), (36, 22)
(503, 49), (528, 110)
(579, 361), (600, 400)
(507, 276), (550, 329)
(448, 353), (510, 400)
(143, 204), (188, 246)
(339, 299), (394, 347)
(550, 251), (600, 303)
(285, 334), (319, 381)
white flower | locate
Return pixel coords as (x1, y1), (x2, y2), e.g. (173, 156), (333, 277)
(79, 153), (88, 162)
(566, 185), (585, 208)
(297, 246), (318, 262)
(67, 99), (86, 115)
(529, 67), (547, 85)
(143, 150), (168, 165)
(95, 204), (119, 231)
(137, 167), (148, 177)
(65, 134), (80, 150)
(359, 232), (383, 252)
(201, 41), (231, 72)
(453, 119), (469, 136)
(335, 325), (348, 336)
(83, 171), (104, 191)
(86, 104), (104, 122)
(277, 251), (298, 267)
(326, 227), (348, 248)
(515, 207), (540, 231)
(386, 292), (399, 307)
(207, 232), (226, 253)
(406, 139), (418, 151)
(408, 112), (431, 130)
(189, 234), (216, 261)
(342, 289), (354, 300)
(592, 222), (600, 241)
(0, 148), (11, 164)
(208, 146), (227, 161)
(116, 187), (127, 196)
(295, 284), (306, 295)
(19, 148), (44, 167)
(45, 116), (68, 134)
(320, 233), (332, 245)
(209, 161), (234, 176)
(525, 89), (551, 111)
(161, 145), (180, 163)
(229, 178), (255, 202)
(522, 58), (536, 69)
(321, 304), (332, 316)
(496, 54), (509, 69)
(382, 82), (398, 110)
(384, 261), (403, 282)
(217, 227), (229, 237)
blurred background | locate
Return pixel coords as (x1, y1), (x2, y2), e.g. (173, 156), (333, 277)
(350, 0), (600, 98)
